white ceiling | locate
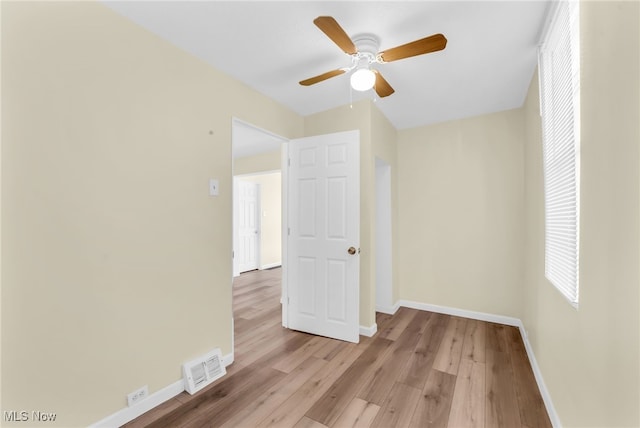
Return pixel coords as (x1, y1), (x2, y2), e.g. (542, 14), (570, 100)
(103, 1), (550, 132)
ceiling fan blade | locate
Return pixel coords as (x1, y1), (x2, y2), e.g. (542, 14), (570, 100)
(378, 33), (447, 63)
(373, 70), (395, 98)
(299, 69), (346, 86)
(313, 16), (357, 55)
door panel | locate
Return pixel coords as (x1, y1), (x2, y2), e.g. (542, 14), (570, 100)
(238, 180), (259, 273)
(287, 130), (360, 343)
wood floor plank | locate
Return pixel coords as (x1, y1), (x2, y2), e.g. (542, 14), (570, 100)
(294, 416), (329, 428)
(504, 326), (553, 428)
(397, 312), (447, 390)
(485, 323), (508, 353)
(485, 349), (522, 428)
(258, 343), (366, 428)
(234, 305), (282, 332)
(234, 316), (282, 348)
(370, 382), (422, 428)
(188, 369), (287, 427)
(378, 307), (417, 341)
(421, 313), (451, 354)
(234, 284), (276, 305)
(242, 299), (282, 320)
(332, 397), (381, 428)
(305, 337), (394, 426)
(234, 325), (298, 367)
(432, 316), (467, 375)
(273, 335), (333, 373)
(146, 365), (286, 428)
(313, 338), (343, 361)
(409, 369), (456, 428)
(220, 356), (327, 428)
(462, 319), (486, 363)
(398, 348), (437, 392)
(375, 312), (393, 329)
(447, 359), (486, 428)
(357, 310), (427, 405)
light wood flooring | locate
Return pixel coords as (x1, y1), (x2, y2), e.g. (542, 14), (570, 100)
(124, 268), (552, 428)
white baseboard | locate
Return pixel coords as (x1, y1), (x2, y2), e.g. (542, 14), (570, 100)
(397, 300), (521, 327)
(260, 262), (281, 270)
(221, 351), (234, 367)
(90, 352), (234, 428)
(375, 302), (400, 315)
(517, 326), (562, 427)
(396, 299), (560, 427)
(90, 379), (185, 428)
(359, 323), (377, 337)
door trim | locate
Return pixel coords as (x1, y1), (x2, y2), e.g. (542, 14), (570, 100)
(281, 142), (289, 328)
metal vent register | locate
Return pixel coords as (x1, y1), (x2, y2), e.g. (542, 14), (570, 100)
(183, 348), (226, 394)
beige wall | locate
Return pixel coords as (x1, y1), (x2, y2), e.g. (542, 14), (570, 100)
(522, 2), (639, 426)
(234, 150), (281, 176)
(1, 2), (302, 426)
(239, 173), (282, 268)
(397, 109), (525, 318)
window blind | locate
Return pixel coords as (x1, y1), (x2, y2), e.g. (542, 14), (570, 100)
(539, 1), (580, 307)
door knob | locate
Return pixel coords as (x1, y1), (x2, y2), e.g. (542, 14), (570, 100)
(348, 247), (357, 255)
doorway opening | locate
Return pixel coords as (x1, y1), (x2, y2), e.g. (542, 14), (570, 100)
(231, 118), (288, 355)
(375, 157), (393, 313)
(234, 172), (283, 276)
(231, 119), (287, 277)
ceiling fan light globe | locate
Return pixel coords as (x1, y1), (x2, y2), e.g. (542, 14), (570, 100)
(350, 68), (375, 91)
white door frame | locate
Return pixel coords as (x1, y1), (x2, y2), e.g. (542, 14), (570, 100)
(281, 142), (289, 328)
(375, 158), (393, 313)
(231, 118), (289, 336)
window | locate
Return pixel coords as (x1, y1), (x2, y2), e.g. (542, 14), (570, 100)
(539, 1), (580, 307)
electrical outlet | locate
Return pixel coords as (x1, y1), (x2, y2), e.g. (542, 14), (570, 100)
(127, 385), (148, 407)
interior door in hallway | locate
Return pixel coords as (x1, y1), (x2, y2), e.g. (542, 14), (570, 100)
(238, 179), (259, 273)
(287, 130), (360, 343)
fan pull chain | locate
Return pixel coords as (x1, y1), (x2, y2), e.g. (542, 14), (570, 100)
(349, 83), (353, 109)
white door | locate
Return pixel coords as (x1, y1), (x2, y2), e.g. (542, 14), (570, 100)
(238, 180), (260, 273)
(287, 130), (360, 343)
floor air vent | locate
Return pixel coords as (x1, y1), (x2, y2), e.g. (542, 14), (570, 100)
(183, 348), (226, 395)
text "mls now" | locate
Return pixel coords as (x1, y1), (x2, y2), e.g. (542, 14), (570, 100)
(4, 410), (57, 422)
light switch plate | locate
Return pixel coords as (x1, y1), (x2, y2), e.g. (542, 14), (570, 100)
(209, 179), (219, 196)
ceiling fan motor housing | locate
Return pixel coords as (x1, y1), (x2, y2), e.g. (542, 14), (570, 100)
(352, 33), (380, 65)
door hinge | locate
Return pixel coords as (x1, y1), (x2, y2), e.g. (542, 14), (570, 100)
(288, 158), (291, 166)
(288, 227), (290, 236)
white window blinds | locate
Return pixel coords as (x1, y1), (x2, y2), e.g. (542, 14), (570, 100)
(539, 0), (580, 307)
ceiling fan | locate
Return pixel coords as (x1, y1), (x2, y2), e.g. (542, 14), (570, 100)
(299, 16), (447, 98)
